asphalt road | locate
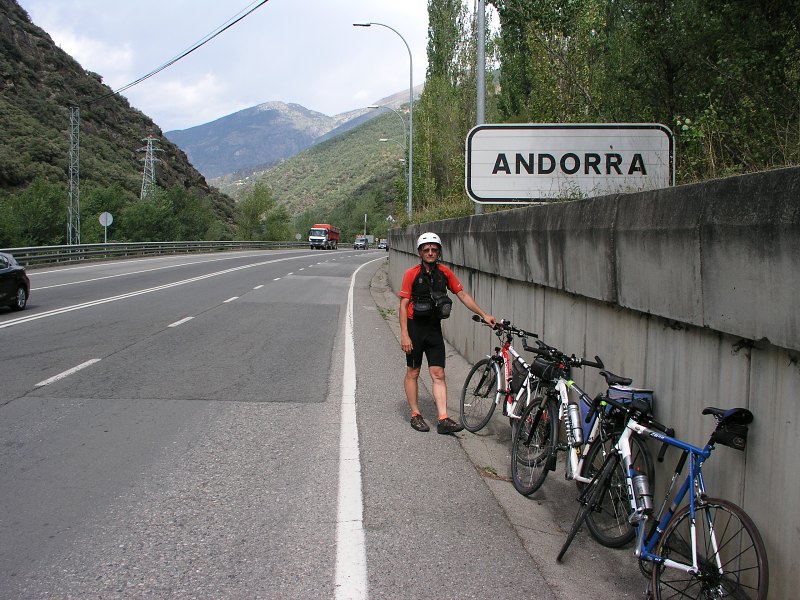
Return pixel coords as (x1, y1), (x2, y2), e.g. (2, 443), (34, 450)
(1, 250), (646, 599)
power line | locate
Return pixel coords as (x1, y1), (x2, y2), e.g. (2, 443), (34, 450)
(90, 0), (271, 104)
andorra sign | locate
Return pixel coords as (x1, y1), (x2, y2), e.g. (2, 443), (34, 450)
(465, 124), (674, 204)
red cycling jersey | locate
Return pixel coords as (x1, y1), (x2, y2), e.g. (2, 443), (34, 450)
(399, 263), (463, 319)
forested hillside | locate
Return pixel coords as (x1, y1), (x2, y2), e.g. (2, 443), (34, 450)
(0, 0), (234, 246)
(411, 0), (800, 218)
(217, 110), (406, 243)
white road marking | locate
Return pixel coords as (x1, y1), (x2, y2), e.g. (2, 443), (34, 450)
(30, 252), (281, 290)
(253, 285), (264, 290)
(35, 359), (101, 387)
(168, 317), (194, 327)
(335, 257), (384, 600)
(28, 252), (275, 277)
(223, 297), (238, 303)
(0, 256), (305, 330)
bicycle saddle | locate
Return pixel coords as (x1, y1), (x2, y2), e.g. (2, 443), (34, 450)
(702, 406), (754, 425)
(599, 370), (633, 387)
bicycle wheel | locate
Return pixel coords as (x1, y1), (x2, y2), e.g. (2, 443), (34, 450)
(459, 358), (501, 432)
(557, 450), (620, 562)
(651, 497), (768, 600)
(511, 397), (557, 496)
(583, 432), (654, 548)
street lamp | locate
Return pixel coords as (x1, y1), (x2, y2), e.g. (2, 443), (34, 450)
(369, 105), (407, 158)
(379, 137), (407, 181)
(354, 22), (413, 218)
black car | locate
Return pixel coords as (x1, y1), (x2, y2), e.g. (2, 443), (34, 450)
(0, 252), (30, 310)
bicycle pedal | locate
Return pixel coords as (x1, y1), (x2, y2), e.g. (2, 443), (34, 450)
(546, 454), (557, 471)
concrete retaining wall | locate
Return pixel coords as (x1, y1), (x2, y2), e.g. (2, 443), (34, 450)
(388, 166), (799, 596)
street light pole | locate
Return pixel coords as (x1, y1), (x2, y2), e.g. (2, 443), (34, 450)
(369, 105), (407, 162)
(379, 137), (407, 181)
(354, 22), (413, 218)
(475, 0), (486, 216)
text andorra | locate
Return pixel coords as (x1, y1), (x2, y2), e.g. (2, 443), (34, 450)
(491, 152), (648, 176)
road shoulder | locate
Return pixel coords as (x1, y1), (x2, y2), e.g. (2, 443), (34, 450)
(368, 259), (648, 600)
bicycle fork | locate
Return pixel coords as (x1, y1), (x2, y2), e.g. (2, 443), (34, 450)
(522, 398), (557, 471)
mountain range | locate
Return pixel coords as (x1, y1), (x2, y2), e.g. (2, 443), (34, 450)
(165, 87), (418, 181)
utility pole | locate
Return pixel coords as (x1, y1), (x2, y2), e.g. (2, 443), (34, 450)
(139, 136), (162, 200)
(68, 106), (81, 243)
(474, 0), (486, 215)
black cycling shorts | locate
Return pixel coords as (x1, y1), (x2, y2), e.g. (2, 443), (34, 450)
(406, 316), (445, 369)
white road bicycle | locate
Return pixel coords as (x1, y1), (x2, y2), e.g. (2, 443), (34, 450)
(512, 339), (655, 548)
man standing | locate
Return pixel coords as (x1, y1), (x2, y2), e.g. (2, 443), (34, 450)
(399, 232), (496, 433)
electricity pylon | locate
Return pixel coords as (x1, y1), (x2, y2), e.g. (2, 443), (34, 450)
(68, 106), (81, 244)
(139, 136), (162, 200)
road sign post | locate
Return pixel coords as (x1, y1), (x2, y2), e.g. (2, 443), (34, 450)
(99, 212), (113, 243)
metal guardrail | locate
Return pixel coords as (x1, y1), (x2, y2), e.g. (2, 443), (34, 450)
(0, 241), (309, 268)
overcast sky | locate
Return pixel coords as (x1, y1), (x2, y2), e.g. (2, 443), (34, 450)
(17, 0), (440, 132)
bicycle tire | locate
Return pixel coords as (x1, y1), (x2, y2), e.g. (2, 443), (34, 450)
(651, 497), (768, 600)
(459, 358), (501, 432)
(510, 397), (557, 496)
(557, 450), (620, 562)
(583, 432), (654, 548)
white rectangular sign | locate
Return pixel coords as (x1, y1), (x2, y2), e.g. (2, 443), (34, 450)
(465, 124), (674, 203)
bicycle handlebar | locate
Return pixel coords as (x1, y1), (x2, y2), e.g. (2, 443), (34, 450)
(586, 392), (675, 461)
(524, 338), (604, 371)
(472, 314), (538, 340)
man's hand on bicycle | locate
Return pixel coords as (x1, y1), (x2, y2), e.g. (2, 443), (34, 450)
(482, 314), (497, 328)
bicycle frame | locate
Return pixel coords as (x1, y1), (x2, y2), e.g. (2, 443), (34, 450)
(498, 339), (539, 420)
(552, 377), (609, 484)
(477, 321), (541, 421)
(617, 421), (716, 576)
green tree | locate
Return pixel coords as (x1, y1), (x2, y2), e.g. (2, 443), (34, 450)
(488, 0), (538, 121)
(79, 184), (132, 243)
(0, 192), (19, 247)
(0, 178), (66, 246)
(166, 186), (216, 240)
(484, 0), (800, 184)
(118, 190), (177, 242)
(263, 203), (292, 241)
(235, 183), (275, 240)
(413, 0), (476, 214)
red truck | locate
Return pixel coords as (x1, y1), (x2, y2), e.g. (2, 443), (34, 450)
(308, 224), (340, 250)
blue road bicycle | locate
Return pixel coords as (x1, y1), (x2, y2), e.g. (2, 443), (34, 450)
(557, 393), (768, 599)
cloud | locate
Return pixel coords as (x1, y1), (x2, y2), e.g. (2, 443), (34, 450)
(44, 27), (134, 86)
(123, 73), (252, 131)
(20, 0), (432, 130)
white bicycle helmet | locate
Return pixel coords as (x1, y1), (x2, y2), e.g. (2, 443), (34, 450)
(416, 232), (442, 251)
